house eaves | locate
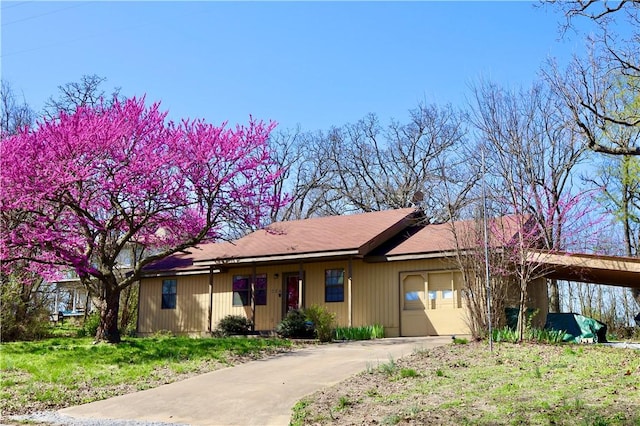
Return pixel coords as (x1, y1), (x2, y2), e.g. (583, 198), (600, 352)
(189, 208), (419, 266)
(194, 249), (361, 267)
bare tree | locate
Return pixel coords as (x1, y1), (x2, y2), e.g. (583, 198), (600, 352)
(314, 103), (472, 221)
(43, 74), (121, 119)
(0, 80), (35, 136)
(470, 80), (587, 314)
(585, 154), (640, 305)
(544, 0), (640, 155)
(266, 127), (340, 222)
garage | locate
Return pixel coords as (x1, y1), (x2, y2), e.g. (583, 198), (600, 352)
(400, 270), (467, 336)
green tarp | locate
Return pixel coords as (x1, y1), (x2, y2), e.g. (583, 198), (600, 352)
(504, 309), (608, 343)
(544, 313), (608, 343)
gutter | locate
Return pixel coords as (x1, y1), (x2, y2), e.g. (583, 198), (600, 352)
(194, 249), (360, 267)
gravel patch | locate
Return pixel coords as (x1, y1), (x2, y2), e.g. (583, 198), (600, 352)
(6, 411), (188, 426)
(602, 342), (640, 350)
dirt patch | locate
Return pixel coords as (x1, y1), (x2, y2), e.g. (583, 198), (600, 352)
(292, 342), (640, 425)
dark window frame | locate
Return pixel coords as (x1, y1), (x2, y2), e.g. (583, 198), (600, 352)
(161, 279), (177, 309)
(233, 274), (267, 306)
(325, 268), (344, 303)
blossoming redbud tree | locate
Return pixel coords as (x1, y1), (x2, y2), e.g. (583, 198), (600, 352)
(1, 97), (284, 343)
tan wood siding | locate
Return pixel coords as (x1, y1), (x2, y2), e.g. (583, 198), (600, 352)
(138, 256), (548, 338)
(138, 275), (209, 335)
(210, 265), (286, 331)
(300, 261), (349, 324)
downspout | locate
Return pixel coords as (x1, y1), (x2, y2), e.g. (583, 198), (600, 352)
(208, 266), (214, 334)
(348, 257), (353, 327)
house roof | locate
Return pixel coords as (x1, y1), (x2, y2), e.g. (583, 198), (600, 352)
(145, 208), (420, 273)
(382, 214), (528, 259)
(192, 208), (419, 266)
(144, 210), (639, 288)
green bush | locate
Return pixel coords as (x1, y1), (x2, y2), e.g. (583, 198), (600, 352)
(77, 312), (101, 338)
(216, 315), (252, 336)
(276, 309), (314, 339)
(0, 275), (51, 342)
(305, 304), (336, 343)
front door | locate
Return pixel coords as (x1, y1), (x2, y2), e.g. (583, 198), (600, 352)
(283, 272), (302, 315)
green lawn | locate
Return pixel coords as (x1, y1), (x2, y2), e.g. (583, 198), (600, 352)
(0, 335), (294, 416)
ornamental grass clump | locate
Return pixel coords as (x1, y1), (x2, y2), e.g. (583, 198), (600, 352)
(334, 324), (385, 341)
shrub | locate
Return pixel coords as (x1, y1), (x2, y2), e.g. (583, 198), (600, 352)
(216, 315), (252, 336)
(276, 309), (314, 339)
(77, 312), (101, 338)
(305, 304), (336, 342)
(0, 275), (51, 342)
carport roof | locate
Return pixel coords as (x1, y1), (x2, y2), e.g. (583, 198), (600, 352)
(528, 251), (640, 288)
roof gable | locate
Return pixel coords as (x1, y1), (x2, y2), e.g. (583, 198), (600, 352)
(190, 208), (419, 265)
(383, 215), (529, 258)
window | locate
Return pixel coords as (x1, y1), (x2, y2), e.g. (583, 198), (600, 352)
(162, 279), (177, 309)
(325, 269), (344, 302)
(233, 274), (267, 306)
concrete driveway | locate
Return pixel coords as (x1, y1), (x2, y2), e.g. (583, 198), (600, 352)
(59, 336), (452, 426)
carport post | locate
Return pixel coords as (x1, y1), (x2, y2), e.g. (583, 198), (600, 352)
(298, 262), (303, 309)
(208, 266), (214, 333)
(251, 264), (256, 331)
(348, 257), (353, 327)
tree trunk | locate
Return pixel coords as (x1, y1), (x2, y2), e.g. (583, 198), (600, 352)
(517, 279), (527, 342)
(548, 279), (560, 313)
(95, 280), (121, 343)
(119, 282), (138, 332)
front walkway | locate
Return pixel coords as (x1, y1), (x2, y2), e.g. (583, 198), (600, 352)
(59, 336), (452, 426)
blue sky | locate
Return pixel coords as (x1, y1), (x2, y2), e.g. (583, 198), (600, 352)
(2, 1), (589, 132)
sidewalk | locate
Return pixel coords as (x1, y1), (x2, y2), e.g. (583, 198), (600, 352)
(59, 336), (452, 426)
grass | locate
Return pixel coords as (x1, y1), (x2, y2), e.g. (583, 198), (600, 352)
(291, 342), (640, 425)
(333, 324), (384, 341)
(0, 335), (293, 416)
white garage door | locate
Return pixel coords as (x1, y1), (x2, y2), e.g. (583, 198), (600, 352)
(400, 271), (468, 336)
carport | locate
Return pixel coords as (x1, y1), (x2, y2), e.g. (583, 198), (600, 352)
(529, 251), (640, 288)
